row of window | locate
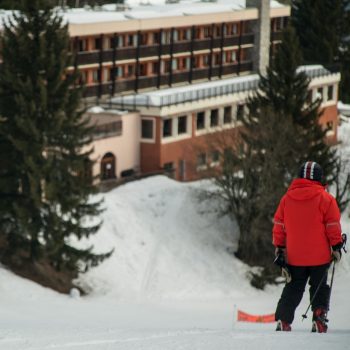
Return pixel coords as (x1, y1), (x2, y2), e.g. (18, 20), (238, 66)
(74, 21), (254, 52)
(197, 150), (220, 169)
(93, 121), (122, 140)
(141, 104), (245, 140)
(161, 150), (221, 176)
(313, 85), (335, 103)
(80, 49), (249, 83)
(196, 105), (245, 131)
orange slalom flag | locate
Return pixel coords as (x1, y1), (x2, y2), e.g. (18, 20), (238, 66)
(237, 310), (275, 323)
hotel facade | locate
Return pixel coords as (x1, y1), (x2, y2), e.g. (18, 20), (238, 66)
(62, 0), (340, 182)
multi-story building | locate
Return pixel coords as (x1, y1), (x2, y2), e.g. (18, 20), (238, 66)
(61, 0), (340, 182)
(109, 65), (340, 181)
(0, 1), (340, 184)
(66, 0), (289, 98)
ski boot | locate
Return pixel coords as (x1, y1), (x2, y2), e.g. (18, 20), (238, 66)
(312, 308), (328, 333)
(276, 320), (291, 332)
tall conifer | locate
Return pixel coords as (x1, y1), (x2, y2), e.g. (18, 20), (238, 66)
(292, 0), (350, 102)
(215, 27), (336, 287)
(0, 0), (111, 277)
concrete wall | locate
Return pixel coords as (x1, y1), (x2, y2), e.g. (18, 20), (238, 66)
(89, 111), (140, 179)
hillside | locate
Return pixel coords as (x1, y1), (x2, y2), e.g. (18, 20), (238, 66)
(1, 122), (350, 349)
(0, 170), (350, 349)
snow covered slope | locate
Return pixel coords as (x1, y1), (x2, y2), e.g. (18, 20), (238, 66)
(77, 176), (249, 300)
(1, 130), (350, 348)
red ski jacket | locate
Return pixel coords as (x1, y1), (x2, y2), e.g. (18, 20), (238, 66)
(273, 178), (342, 266)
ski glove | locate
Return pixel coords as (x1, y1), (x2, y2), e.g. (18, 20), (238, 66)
(281, 267), (292, 283)
(275, 246), (285, 258)
(273, 247), (291, 283)
(332, 243), (342, 263)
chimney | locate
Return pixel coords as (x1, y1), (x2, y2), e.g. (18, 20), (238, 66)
(246, 0), (271, 74)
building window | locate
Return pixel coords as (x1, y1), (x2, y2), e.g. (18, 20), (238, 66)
(224, 106), (232, 124)
(232, 23), (238, 35)
(139, 63), (147, 76)
(162, 31), (171, 44)
(307, 90), (313, 103)
(163, 162), (174, 177)
(116, 66), (123, 78)
(196, 112), (205, 130)
(178, 116), (187, 134)
(78, 39), (87, 52)
(164, 60), (171, 73)
(104, 68), (112, 82)
(211, 150), (220, 164)
(163, 118), (172, 137)
(126, 64), (135, 77)
(152, 62), (159, 74)
(92, 69), (100, 83)
(210, 109), (219, 127)
(197, 153), (207, 169)
(192, 56), (200, 69)
(94, 37), (102, 50)
(94, 121), (122, 140)
(141, 119), (153, 139)
(152, 32), (159, 44)
(140, 33), (148, 45)
(317, 87), (323, 101)
(327, 85), (334, 101)
(237, 104), (245, 121)
(109, 36), (119, 49)
(179, 28), (190, 41)
(215, 25), (221, 37)
(214, 53), (220, 66)
(204, 26), (211, 38)
(327, 121), (334, 130)
(79, 70), (88, 84)
(275, 17), (284, 31)
(203, 55), (210, 66)
(127, 34), (134, 47)
(226, 51), (237, 63)
(172, 59), (178, 71)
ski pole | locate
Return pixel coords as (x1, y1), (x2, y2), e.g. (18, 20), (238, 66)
(326, 259), (336, 315)
(302, 234), (347, 321)
(326, 233), (347, 317)
(301, 262), (332, 321)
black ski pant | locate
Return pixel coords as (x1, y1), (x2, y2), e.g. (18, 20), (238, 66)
(275, 264), (330, 324)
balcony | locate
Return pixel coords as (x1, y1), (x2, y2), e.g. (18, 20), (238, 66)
(271, 31), (283, 42)
(76, 51), (100, 65)
(82, 59), (253, 98)
(74, 31), (254, 67)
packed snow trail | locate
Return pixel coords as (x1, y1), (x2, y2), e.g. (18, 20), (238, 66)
(1, 129), (350, 349)
(0, 294), (349, 350)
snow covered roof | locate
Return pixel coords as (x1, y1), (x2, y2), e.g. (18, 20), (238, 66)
(0, 1), (289, 32)
(297, 65), (337, 79)
(111, 74), (259, 108)
(110, 65), (338, 108)
(58, 0), (285, 25)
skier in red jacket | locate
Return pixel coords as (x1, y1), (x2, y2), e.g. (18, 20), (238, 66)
(272, 161), (343, 333)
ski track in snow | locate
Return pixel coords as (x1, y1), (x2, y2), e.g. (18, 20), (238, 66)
(2, 327), (350, 350)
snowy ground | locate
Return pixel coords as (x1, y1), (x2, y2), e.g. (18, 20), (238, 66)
(1, 126), (350, 349)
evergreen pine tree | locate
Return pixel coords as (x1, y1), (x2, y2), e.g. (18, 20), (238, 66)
(0, 0), (111, 280)
(215, 26), (336, 288)
(292, 0), (350, 102)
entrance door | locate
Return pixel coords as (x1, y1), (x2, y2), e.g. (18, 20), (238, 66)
(101, 152), (116, 180)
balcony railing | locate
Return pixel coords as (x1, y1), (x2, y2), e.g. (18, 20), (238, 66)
(74, 32), (255, 66)
(81, 60), (253, 98)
